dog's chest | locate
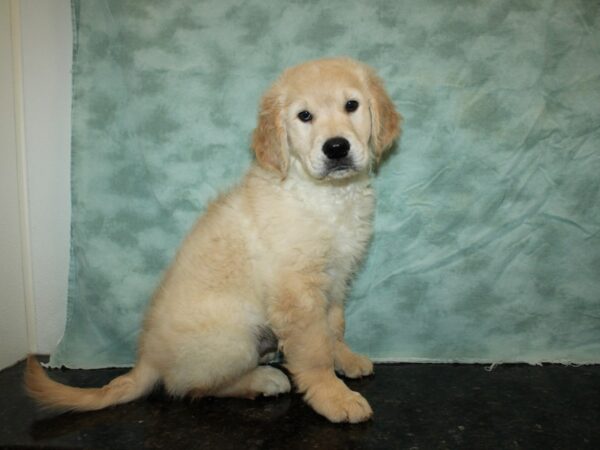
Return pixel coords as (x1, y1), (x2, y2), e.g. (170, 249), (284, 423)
(328, 191), (373, 262)
(293, 180), (375, 264)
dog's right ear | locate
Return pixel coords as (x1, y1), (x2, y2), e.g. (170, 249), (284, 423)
(251, 86), (289, 178)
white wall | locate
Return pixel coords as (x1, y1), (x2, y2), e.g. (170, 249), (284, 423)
(20, 0), (72, 355)
(0, 0), (31, 369)
(0, 0), (72, 367)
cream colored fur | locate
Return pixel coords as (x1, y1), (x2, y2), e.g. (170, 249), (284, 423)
(25, 57), (401, 423)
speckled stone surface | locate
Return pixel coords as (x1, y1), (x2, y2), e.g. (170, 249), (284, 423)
(1, 360), (599, 449)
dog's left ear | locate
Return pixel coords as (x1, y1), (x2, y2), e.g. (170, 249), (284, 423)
(365, 68), (402, 162)
(251, 85), (289, 179)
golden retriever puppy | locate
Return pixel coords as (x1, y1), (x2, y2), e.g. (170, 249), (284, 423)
(26, 57), (401, 423)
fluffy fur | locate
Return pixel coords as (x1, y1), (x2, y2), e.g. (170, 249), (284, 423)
(25, 57), (401, 423)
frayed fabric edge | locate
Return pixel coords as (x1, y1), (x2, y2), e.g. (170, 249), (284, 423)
(370, 357), (599, 368)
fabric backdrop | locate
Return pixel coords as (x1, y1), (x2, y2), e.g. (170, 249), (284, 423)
(50, 0), (600, 368)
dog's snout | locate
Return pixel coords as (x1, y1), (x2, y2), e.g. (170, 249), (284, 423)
(322, 137), (350, 160)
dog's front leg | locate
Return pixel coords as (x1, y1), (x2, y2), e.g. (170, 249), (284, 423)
(328, 302), (374, 378)
(269, 276), (373, 423)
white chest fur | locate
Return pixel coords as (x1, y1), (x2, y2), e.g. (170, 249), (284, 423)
(282, 171), (376, 279)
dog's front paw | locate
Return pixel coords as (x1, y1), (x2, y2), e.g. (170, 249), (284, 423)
(335, 348), (374, 379)
(305, 378), (373, 423)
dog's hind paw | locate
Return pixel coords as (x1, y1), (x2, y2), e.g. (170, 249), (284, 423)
(251, 366), (291, 397)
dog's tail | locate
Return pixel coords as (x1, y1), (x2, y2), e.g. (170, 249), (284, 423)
(24, 355), (160, 412)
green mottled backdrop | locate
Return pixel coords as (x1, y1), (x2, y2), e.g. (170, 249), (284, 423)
(51, 0), (600, 368)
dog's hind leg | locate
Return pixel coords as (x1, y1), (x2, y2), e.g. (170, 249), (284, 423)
(162, 322), (289, 400)
(207, 325), (289, 399)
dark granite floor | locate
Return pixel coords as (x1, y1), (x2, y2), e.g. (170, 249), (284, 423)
(0, 359), (598, 450)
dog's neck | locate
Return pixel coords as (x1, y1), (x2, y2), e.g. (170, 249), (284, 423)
(273, 159), (375, 219)
(248, 159), (374, 210)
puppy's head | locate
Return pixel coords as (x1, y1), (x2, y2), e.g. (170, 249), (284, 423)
(252, 58), (402, 180)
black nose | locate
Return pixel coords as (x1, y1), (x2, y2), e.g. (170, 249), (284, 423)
(322, 137), (350, 160)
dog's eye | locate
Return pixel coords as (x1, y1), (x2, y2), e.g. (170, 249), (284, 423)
(345, 100), (359, 113)
(297, 110), (313, 123)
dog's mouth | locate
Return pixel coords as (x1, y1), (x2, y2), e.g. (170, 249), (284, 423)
(324, 157), (358, 178)
(303, 154), (363, 180)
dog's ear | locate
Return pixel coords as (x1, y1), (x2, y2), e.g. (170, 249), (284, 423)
(251, 86), (289, 178)
(366, 68), (402, 162)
